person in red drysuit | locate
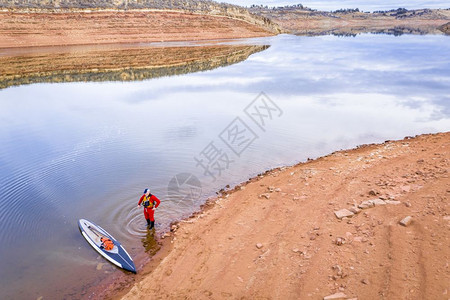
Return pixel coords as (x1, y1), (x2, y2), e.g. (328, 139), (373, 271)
(138, 188), (161, 230)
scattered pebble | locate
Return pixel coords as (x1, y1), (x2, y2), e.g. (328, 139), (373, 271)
(259, 193), (270, 199)
(332, 264), (342, 273)
(256, 243), (263, 249)
(335, 237), (345, 246)
(348, 207), (361, 214)
(334, 209), (354, 219)
(401, 185), (411, 193)
(361, 278), (369, 285)
(371, 199), (386, 206)
(368, 190), (377, 196)
(399, 216), (412, 227)
(358, 200), (374, 209)
(385, 200), (401, 205)
(323, 292), (348, 300)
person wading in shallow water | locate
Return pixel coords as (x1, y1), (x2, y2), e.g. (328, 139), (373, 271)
(138, 188), (161, 230)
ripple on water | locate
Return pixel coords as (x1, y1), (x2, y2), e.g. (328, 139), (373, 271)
(108, 198), (148, 239)
(0, 181), (55, 245)
(101, 192), (205, 242)
(125, 207), (149, 237)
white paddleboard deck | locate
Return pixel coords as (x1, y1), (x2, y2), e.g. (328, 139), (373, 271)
(78, 219), (136, 273)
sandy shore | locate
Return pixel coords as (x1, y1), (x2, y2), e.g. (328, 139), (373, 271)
(0, 10), (273, 48)
(110, 132), (449, 300)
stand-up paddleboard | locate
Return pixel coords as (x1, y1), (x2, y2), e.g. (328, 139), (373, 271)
(78, 219), (136, 274)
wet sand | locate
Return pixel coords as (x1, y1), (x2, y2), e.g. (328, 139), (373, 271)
(108, 132), (450, 300)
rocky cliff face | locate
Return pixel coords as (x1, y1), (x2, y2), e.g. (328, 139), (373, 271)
(0, 0), (282, 33)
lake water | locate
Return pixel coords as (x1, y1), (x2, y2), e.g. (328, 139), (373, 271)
(0, 33), (449, 299)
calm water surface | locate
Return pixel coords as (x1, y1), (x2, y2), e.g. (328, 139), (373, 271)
(0, 34), (449, 299)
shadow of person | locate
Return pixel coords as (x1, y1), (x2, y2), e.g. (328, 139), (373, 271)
(141, 229), (160, 256)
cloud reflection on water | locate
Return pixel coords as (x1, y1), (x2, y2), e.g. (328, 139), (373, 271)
(0, 33), (449, 299)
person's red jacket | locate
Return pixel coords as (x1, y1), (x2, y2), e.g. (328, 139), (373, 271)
(138, 194), (160, 208)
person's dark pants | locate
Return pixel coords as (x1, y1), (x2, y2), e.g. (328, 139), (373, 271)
(144, 208), (155, 229)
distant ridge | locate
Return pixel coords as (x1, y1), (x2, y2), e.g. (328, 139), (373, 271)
(249, 5), (450, 35)
(0, 0), (281, 33)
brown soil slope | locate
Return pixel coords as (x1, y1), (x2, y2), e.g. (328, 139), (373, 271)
(0, 11), (273, 48)
(121, 132), (449, 300)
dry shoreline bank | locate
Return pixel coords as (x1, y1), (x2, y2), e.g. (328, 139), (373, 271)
(99, 132), (449, 300)
(2, 7), (448, 51)
(0, 10), (274, 49)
